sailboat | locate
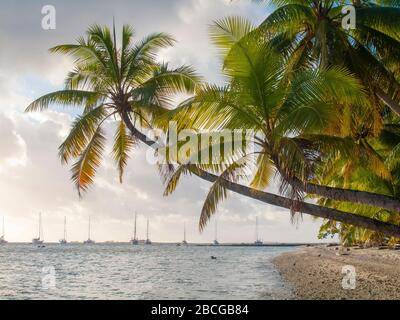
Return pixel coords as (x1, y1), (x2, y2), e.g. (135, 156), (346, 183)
(145, 218), (152, 245)
(130, 212), (139, 245)
(59, 216), (67, 244)
(0, 217), (7, 244)
(254, 216), (263, 246)
(83, 216), (95, 244)
(32, 213), (44, 245)
(182, 222), (188, 245)
(213, 220), (219, 246)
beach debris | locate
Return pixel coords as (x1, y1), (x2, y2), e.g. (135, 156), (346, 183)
(326, 243), (338, 247)
(335, 247), (350, 256)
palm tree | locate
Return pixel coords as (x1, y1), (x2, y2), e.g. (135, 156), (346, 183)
(163, 17), (400, 231)
(317, 122), (400, 243)
(26, 24), (200, 194)
(26, 23), (400, 238)
(258, 0), (400, 115)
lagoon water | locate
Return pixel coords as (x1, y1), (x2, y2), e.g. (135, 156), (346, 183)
(0, 244), (296, 300)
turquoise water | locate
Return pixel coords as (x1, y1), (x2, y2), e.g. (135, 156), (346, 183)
(0, 244), (296, 300)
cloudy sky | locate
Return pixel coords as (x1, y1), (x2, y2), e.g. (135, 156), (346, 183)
(0, 0), (329, 243)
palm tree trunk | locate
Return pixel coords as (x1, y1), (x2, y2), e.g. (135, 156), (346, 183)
(193, 169), (400, 238)
(375, 87), (400, 116)
(121, 111), (400, 238)
(270, 154), (400, 213)
(288, 176), (400, 213)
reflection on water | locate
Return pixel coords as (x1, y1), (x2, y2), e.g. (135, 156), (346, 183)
(0, 244), (296, 300)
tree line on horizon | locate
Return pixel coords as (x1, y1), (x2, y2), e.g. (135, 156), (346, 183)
(27, 0), (400, 246)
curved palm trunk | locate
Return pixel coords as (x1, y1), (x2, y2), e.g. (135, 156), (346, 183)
(193, 169), (400, 238)
(121, 111), (400, 238)
(375, 88), (400, 116)
(270, 155), (400, 213)
(288, 176), (400, 213)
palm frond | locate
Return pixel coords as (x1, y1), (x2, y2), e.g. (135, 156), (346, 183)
(25, 90), (102, 112)
(112, 120), (137, 183)
(59, 105), (109, 164)
(71, 127), (106, 196)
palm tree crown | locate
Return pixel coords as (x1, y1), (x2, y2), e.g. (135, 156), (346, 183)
(165, 17), (376, 229)
(260, 0), (400, 116)
(26, 24), (200, 195)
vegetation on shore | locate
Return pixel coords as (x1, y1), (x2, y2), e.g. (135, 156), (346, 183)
(27, 1), (400, 246)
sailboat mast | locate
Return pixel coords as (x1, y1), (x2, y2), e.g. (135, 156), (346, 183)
(88, 216), (91, 240)
(184, 222), (186, 242)
(146, 218), (149, 240)
(38, 212), (42, 240)
(134, 212), (137, 240)
(255, 216), (259, 242)
(215, 220), (218, 242)
(64, 216), (67, 240)
(2, 216), (4, 238)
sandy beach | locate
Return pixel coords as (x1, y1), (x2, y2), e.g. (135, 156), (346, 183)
(274, 245), (400, 300)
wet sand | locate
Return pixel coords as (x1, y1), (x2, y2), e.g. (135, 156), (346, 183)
(273, 245), (400, 300)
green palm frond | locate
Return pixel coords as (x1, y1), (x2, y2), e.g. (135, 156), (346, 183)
(386, 143), (400, 171)
(163, 164), (192, 196)
(129, 33), (175, 62)
(276, 67), (368, 134)
(112, 120), (137, 183)
(71, 127), (106, 196)
(25, 90), (103, 112)
(86, 24), (120, 79)
(199, 159), (249, 231)
(356, 7), (400, 40)
(50, 41), (108, 70)
(250, 152), (274, 189)
(260, 3), (314, 35)
(210, 16), (256, 58)
(59, 105), (109, 164)
(133, 64), (200, 109)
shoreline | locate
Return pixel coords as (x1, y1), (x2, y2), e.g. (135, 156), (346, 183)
(0, 242), (325, 246)
(273, 245), (400, 300)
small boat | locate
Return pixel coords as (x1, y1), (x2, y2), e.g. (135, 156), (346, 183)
(145, 218), (152, 245)
(0, 217), (7, 244)
(32, 213), (44, 245)
(254, 217), (263, 246)
(213, 220), (219, 246)
(59, 216), (67, 245)
(130, 212), (139, 245)
(182, 222), (188, 245)
(0, 235), (6, 245)
(83, 216), (95, 244)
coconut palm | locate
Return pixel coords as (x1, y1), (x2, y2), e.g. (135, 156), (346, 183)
(26, 24), (200, 194)
(258, 0), (400, 116)
(317, 121), (400, 243)
(26, 23), (400, 238)
(163, 17), (400, 230)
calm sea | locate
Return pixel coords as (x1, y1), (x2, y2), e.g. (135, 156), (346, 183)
(0, 244), (296, 300)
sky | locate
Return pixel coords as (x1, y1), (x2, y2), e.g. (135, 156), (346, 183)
(0, 0), (331, 243)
